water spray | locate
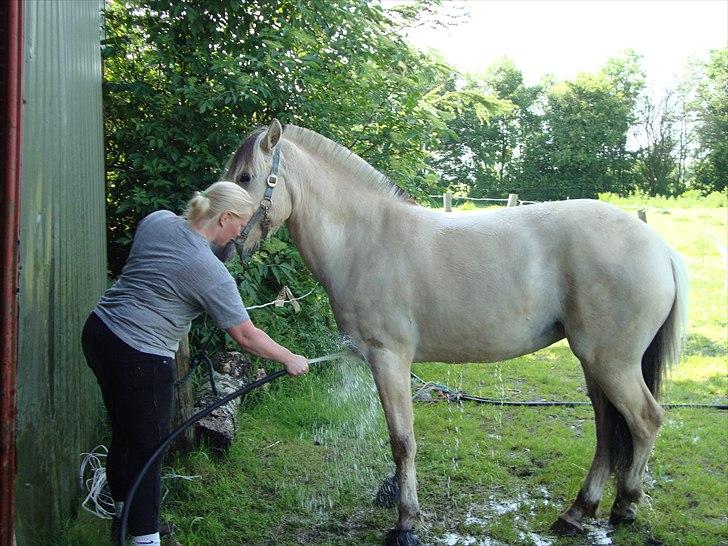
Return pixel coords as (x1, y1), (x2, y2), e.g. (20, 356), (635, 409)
(117, 350), (354, 546)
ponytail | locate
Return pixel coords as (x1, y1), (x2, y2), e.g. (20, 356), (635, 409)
(184, 191), (213, 223)
(184, 181), (254, 223)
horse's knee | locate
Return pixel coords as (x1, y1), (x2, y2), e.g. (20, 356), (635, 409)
(391, 433), (416, 462)
(648, 403), (665, 431)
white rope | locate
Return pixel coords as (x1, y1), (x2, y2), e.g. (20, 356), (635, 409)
(245, 287), (316, 311)
(80, 445), (200, 520)
(79, 445), (115, 519)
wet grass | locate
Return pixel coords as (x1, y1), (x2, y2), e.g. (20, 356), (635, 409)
(60, 199), (726, 545)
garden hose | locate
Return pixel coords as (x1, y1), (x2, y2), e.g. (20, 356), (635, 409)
(117, 353), (345, 546)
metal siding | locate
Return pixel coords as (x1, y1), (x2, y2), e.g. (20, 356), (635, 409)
(16, 1), (106, 544)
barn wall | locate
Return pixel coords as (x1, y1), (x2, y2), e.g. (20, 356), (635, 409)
(16, 1), (106, 543)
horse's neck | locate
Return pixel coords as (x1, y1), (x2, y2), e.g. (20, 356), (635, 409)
(286, 166), (404, 296)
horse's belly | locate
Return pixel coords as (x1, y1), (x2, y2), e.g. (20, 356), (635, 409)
(413, 318), (565, 364)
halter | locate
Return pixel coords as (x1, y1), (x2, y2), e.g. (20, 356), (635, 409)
(235, 146), (281, 261)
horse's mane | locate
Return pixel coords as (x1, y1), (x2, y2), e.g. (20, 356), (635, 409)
(224, 124), (411, 203)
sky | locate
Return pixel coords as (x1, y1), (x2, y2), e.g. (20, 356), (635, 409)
(387, 0), (727, 94)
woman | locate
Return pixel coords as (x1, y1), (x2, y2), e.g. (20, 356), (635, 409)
(82, 181), (308, 546)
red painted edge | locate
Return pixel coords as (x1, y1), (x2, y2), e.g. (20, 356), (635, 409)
(1, 0), (24, 544)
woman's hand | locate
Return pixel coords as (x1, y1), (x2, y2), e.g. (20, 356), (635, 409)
(227, 321), (309, 376)
(284, 354), (309, 376)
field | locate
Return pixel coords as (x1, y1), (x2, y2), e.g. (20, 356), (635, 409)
(60, 195), (727, 546)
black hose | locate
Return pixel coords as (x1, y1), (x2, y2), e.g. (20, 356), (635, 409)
(451, 392), (728, 410)
(118, 369), (288, 546)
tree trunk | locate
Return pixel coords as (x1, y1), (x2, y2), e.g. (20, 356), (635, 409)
(170, 335), (195, 454)
(194, 352), (256, 451)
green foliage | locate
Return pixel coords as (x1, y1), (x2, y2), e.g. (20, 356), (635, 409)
(598, 189), (727, 209)
(692, 48), (728, 194)
(102, 0), (466, 270)
(430, 52), (646, 201)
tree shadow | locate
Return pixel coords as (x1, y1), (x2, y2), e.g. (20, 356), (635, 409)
(682, 333), (727, 357)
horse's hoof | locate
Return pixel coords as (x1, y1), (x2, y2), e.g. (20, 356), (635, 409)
(609, 506), (637, 526)
(550, 515), (584, 536)
(384, 529), (420, 546)
(375, 474), (400, 508)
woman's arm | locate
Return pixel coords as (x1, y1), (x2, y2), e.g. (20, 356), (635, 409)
(226, 320), (309, 376)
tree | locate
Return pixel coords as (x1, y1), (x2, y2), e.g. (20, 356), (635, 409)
(691, 48), (728, 193)
(514, 53), (645, 200)
(428, 59), (531, 197)
(633, 91), (683, 196)
(102, 0), (477, 273)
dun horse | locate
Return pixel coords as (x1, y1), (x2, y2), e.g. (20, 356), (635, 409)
(226, 120), (687, 545)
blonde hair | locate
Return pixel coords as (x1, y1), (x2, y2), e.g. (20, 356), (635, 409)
(184, 181), (254, 223)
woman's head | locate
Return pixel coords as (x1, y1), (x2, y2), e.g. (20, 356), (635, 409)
(184, 181), (254, 224)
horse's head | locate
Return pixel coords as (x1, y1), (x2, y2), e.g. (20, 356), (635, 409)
(224, 119), (295, 257)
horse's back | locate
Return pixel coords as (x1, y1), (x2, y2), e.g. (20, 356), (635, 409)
(402, 200), (676, 363)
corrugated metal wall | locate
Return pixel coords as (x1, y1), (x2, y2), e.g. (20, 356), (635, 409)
(16, 1), (106, 544)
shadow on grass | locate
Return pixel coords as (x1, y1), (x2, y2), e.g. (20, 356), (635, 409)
(683, 333), (727, 357)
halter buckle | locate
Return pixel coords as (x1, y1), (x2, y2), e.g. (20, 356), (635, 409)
(267, 174), (278, 187)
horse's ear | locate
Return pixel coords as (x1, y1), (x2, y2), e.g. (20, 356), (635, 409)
(261, 119), (283, 153)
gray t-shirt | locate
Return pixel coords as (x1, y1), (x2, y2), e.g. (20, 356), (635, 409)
(94, 210), (249, 357)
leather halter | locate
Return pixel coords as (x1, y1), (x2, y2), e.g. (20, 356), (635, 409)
(235, 146), (281, 261)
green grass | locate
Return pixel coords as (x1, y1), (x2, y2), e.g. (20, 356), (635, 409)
(60, 196), (727, 545)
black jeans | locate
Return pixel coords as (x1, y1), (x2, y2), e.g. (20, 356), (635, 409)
(81, 312), (175, 536)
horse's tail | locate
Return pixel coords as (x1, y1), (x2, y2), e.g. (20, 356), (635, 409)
(641, 248), (688, 398)
(607, 247), (688, 470)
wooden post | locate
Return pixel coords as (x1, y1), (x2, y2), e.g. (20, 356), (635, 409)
(443, 192), (453, 212)
(171, 335), (195, 454)
(507, 193), (518, 207)
(638, 209), (647, 223)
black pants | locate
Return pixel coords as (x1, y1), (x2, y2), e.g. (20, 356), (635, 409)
(81, 312), (175, 536)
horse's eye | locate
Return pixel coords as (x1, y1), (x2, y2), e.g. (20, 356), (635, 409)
(239, 173), (251, 184)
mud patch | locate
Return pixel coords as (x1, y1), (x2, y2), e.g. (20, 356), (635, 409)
(432, 488), (616, 546)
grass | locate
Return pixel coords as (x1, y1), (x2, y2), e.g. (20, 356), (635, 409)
(60, 194), (727, 546)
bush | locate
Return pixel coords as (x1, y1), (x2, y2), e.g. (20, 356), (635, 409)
(598, 189), (727, 209)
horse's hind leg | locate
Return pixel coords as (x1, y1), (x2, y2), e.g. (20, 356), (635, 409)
(552, 374), (612, 536)
(369, 348), (421, 546)
(593, 364), (665, 525)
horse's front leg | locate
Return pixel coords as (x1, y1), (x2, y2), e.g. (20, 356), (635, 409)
(369, 348), (421, 546)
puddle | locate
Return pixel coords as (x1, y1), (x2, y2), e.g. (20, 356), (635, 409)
(583, 521), (614, 545)
(439, 533), (507, 546)
(434, 489), (557, 546)
(431, 487), (616, 546)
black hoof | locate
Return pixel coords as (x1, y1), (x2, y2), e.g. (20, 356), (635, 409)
(384, 529), (420, 546)
(609, 508), (636, 526)
(375, 474), (400, 508)
(550, 516), (584, 536)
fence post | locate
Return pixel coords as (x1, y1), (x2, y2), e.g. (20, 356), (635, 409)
(443, 192), (452, 212)
(507, 193), (518, 207)
(637, 209), (647, 223)
(171, 335), (195, 453)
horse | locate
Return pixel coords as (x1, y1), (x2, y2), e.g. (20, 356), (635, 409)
(225, 119), (687, 545)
